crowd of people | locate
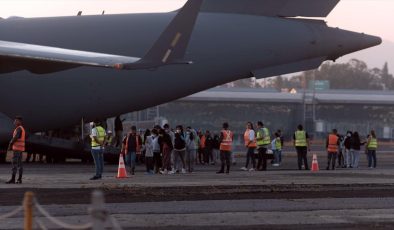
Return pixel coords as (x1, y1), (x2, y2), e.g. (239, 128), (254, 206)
(119, 123), (227, 176)
(87, 119), (380, 180)
(2, 116), (380, 184)
(326, 129), (378, 170)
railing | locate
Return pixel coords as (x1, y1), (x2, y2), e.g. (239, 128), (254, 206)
(0, 190), (122, 230)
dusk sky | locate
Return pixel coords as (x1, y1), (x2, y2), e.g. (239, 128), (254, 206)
(0, 0), (393, 42)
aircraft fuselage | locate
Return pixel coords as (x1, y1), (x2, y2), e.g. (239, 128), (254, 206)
(0, 12), (381, 142)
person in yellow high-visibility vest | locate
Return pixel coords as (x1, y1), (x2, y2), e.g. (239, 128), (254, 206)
(366, 130), (378, 168)
(271, 132), (282, 167)
(90, 120), (107, 180)
(293, 124), (310, 170)
(256, 121), (270, 171)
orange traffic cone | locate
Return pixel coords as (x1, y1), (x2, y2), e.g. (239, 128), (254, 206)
(116, 154), (128, 179)
(311, 154), (319, 172)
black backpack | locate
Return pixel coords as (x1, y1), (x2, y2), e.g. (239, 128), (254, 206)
(174, 132), (186, 149)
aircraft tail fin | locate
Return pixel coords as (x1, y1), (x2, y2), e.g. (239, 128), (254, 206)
(201, 0), (340, 18)
(125, 0), (203, 69)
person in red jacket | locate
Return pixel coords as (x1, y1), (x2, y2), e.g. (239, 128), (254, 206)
(123, 126), (142, 175)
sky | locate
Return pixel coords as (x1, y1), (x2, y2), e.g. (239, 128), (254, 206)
(0, 0), (393, 42)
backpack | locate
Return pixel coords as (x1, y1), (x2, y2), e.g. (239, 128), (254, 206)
(174, 132), (186, 149)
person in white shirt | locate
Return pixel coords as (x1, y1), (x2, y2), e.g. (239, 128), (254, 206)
(151, 128), (161, 174)
(143, 129), (154, 175)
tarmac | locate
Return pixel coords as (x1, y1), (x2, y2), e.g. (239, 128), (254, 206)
(1, 151), (394, 229)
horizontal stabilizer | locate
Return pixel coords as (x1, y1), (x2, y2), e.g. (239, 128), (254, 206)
(201, 0), (340, 17)
(253, 57), (327, 79)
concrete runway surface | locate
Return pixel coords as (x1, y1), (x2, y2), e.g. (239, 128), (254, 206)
(1, 151), (394, 229)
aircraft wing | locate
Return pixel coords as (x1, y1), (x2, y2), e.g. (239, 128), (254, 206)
(0, 0), (202, 75)
(0, 41), (141, 74)
(201, 0), (340, 17)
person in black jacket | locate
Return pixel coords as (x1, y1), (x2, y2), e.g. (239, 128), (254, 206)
(172, 125), (186, 174)
(204, 130), (214, 165)
(212, 133), (220, 165)
(350, 132), (365, 168)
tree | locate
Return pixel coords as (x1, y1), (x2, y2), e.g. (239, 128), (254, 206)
(230, 78), (262, 88)
(222, 59), (393, 91)
(296, 59), (383, 90)
(381, 62), (394, 90)
(273, 75), (284, 90)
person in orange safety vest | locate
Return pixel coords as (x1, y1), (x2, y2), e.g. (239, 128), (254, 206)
(326, 129), (340, 170)
(6, 116), (26, 184)
(241, 122), (257, 171)
(217, 122), (233, 174)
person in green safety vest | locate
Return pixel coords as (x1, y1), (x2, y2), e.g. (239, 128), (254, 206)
(366, 130), (378, 168)
(277, 129), (284, 164)
(271, 132), (282, 167)
(256, 121), (270, 171)
(90, 120), (107, 180)
(293, 124), (310, 170)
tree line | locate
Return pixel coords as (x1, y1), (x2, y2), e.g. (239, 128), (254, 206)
(227, 59), (393, 91)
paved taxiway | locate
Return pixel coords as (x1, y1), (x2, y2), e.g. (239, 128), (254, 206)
(1, 151), (394, 229)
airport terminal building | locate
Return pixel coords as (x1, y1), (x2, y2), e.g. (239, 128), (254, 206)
(121, 88), (394, 141)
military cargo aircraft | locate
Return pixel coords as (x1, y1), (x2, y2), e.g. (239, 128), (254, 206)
(0, 0), (382, 145)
